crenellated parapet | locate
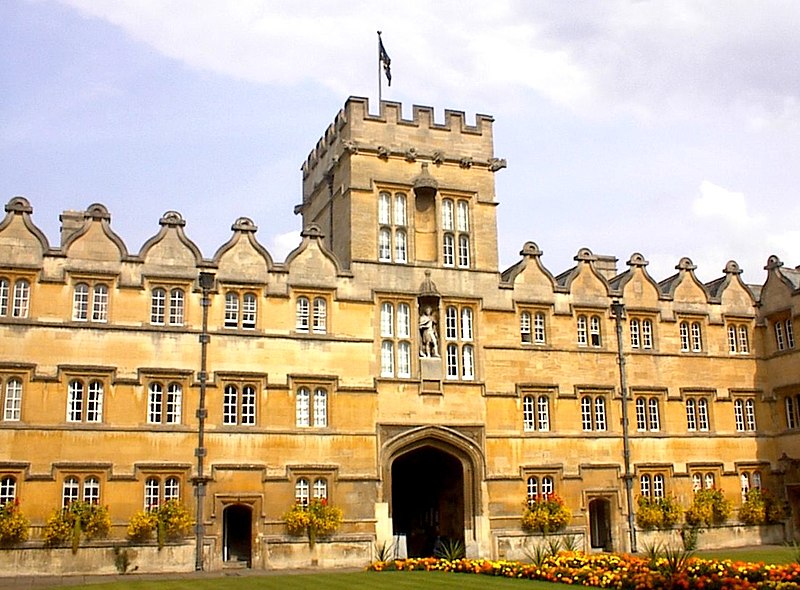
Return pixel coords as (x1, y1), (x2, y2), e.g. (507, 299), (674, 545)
(300, 96), (504, 208)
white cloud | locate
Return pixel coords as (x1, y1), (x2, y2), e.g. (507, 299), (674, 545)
(692, 181), (764, 230)
(54, 0), (800, 123)
(269, 230), (301, 262)
(746, 96), (800, 132)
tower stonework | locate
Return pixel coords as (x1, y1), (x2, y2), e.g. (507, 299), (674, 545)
(297, 97), (504, 272)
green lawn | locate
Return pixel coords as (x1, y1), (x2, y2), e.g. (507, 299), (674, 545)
(64, 571), (559, 590)
(693, 544), (798, 564)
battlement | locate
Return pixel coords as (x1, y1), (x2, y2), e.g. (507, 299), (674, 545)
(301, 97), (500, 206)
(346, 95), (494, 138)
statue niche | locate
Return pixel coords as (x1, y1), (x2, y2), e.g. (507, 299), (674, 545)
(419, 304), (440, 358)
(417, 274), (442, 393)
(413, 162), (438, 263)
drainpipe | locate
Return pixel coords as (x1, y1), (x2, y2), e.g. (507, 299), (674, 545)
(611, 299), (637, 553)
(194, 271), (215, 570)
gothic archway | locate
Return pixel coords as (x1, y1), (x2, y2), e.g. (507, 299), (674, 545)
(381, 425), (484, 557)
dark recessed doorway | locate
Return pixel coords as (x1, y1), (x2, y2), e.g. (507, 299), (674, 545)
(223, 504), (252, 566)
(588, 498), (612, 551)
(391, 445), (465, 557)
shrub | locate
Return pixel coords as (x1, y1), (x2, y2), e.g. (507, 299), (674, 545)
(156, 500), (193, 541)
(126, 510), (158, 542)
(636, 495), (682, 530)
(42, 508), (74, 548)
(521, 494), (571, 535)
(636, 496), (663, 530)
(127, 500), (192, 547)
(685, 488), (731, 527)
(0, 500), (29, 546)
(739, 488), (787, 525)
(43, 501), (110, 552)
(79, 502), (112, 540)
(283, 498), (343, 547)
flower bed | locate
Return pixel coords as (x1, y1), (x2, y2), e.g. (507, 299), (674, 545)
(368, 553), (800, 589)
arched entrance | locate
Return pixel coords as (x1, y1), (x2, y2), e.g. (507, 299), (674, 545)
(222, 504), (252, 566)
(588, 498), (612, 551)
(392, 446), (465, 557)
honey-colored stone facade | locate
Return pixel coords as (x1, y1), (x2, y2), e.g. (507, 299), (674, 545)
(0, 97), (798, 569)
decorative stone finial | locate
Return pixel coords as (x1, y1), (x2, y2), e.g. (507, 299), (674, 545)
(574, 247), (597, 262)
(231, 217), (258, 233)
(520, 242), (543, 258)
(723, 260), (742, 275)
(765, 255), (783, 271)
(627, 253), (649, 268)
(5, 196), (32, 214)
(159, 211), (186, 227)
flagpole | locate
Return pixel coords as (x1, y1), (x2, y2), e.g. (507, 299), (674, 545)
(377, 30), (383, 105)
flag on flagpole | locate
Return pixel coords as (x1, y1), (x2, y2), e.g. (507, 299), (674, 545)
(378, 32), (392, 86)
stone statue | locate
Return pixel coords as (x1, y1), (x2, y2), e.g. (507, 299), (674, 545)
(419, 306), (439, 357)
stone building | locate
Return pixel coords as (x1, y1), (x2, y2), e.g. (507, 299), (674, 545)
(0, 96), (798, 570)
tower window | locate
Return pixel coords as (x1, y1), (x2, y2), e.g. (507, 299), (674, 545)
(380, 301), (412, 378)
(441, 198), (470, 269)
(444, 304), (476, 380)
(377, 191), (408, 264)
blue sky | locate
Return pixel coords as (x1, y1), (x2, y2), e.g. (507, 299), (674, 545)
(2, 1), (799, 284)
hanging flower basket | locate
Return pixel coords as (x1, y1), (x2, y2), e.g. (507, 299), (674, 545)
(283, 498), (342, 548)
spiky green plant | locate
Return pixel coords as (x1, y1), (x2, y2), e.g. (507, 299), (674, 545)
(433, 537), (465, 561)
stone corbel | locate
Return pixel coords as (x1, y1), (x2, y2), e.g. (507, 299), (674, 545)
(342, 140), (359, 154)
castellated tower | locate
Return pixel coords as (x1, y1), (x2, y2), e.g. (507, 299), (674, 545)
(297, 97), (506, 273)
